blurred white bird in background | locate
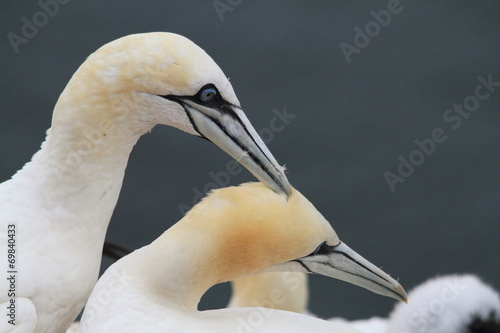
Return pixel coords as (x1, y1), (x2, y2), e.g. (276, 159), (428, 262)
(385, 274), (500, 333)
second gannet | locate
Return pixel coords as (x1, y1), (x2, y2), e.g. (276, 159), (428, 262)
(80, 182), (406, 333)
(0, 32), (290, 333)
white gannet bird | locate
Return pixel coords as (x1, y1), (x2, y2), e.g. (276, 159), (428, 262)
(80, 182), (406, 333)
(0, 32), (291, 333)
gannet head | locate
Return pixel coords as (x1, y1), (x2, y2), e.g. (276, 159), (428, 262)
(54, 32), (290, 196)
(153, 182), (406, 304)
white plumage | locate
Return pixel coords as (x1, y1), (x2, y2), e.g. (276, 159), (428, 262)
(80, 182), (406, 333)
(387, 274), (500, 333)
(0, 32), (291, 333)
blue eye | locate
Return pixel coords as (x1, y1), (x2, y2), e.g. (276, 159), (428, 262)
(200, 88), (217, 103)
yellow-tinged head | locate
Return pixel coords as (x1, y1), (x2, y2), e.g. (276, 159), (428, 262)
(49, 32), (290, 195)
(136, 182), (406, 309)
(185, 183), (337, 276)
(72, 32), (237, 102)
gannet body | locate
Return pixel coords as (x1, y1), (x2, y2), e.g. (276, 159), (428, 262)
(65, 323), (79, 333)
(80, 182), (406, 333)
(0, 32), (290, 333)
(329, 317), (387, 333)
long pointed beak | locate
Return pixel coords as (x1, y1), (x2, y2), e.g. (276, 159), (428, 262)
(177, 99), (291, 197)
(296, 242), (407, 302)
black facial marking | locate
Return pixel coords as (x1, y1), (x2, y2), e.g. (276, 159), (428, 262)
(159, 84), (287, 194)
(311, 241), (330, 256)
(162, 84), (230, 112)
(293, 260), (314, 274)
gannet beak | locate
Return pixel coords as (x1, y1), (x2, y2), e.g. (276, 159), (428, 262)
(165, 94), (291, 197)
(296, 242), (407, 302)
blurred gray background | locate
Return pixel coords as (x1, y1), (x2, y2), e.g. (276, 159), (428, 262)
(1, 0), (499, 321)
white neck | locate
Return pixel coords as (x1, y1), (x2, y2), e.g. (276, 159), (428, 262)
(125, 228), (215, 311)
(5, 85), (156, 332)
(12, 87), (152, 230)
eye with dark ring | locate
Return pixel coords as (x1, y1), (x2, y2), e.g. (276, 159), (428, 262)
(199, 87), (217, 103)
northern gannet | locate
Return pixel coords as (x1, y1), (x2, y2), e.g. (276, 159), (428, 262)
(0, 32), (290, 333)
(80, 182), (406, 333)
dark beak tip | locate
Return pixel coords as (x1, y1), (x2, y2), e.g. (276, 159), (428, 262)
(395, 284), (408, 303)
